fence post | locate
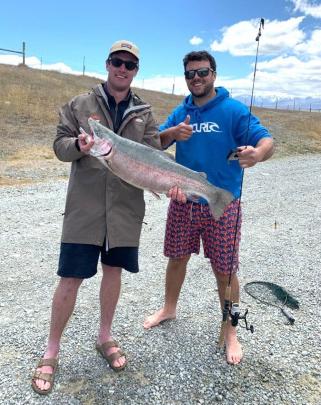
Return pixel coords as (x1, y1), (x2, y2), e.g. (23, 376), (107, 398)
(22, 42), (25, 65)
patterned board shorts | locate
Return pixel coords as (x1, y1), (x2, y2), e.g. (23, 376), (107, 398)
(164, 199), (242, 274)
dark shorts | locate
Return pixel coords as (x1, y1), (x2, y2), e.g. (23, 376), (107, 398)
(57, 242), (139, 278)
(164, 199), (241, 274)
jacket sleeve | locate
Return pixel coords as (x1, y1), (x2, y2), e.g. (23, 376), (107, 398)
(141, 111), (162, 150)
(53, 99), (86, 162)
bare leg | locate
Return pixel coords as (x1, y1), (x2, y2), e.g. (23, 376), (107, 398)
(144, 256), (190, 329)
(213, 269), (243, 365)
(97, 264), (126, 368)
(34, 277), (83, 391)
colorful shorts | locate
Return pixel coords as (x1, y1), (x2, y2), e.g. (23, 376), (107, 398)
(164, 199), (241, 274)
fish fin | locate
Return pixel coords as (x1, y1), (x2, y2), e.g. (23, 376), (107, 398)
(149, 190), (161, 199)
(207, 187), (234, 220)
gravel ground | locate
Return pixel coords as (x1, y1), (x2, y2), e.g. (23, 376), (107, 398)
(0, 154), (320, 405)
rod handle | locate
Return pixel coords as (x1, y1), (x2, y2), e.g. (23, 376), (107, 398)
(281, 308), (295, 325)
(217, 286), (231, 347)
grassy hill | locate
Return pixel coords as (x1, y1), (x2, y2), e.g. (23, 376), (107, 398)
(1, 63), (321, 186)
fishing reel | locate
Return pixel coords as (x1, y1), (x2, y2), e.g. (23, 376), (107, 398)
(230, 303), (254, 333)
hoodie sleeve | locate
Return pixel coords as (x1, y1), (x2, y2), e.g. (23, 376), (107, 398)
(233, 102), (271, 146)
(159, 108), (179, 131)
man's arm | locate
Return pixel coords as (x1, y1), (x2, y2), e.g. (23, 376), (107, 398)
(237, 137), (274, 168)
(160, 115), (193, 149)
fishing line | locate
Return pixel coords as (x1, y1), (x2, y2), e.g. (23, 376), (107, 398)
(218, 18), (265, 347)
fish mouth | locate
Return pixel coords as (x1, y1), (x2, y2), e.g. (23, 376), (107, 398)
(101, 143), (112, 157)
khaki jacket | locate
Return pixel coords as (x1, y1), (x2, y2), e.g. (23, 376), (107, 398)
(54, 84), (161, 248)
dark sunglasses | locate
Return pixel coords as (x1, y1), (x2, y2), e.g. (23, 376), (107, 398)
(184, 67), (214, 80)
(108, 57), (138, 71)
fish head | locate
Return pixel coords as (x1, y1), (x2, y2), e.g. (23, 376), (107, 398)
(88, 117), (118, 143)
(87, 118), (115, 159)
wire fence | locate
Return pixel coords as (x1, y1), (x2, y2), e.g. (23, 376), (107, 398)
(233, 95), (321, 113)
(1, 43), (320, 113)
(0, 42), (25, 65)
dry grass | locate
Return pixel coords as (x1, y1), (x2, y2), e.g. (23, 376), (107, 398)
(1, 63), (321, 186)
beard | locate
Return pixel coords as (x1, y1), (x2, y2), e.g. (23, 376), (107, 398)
(190, 82), (214, 99)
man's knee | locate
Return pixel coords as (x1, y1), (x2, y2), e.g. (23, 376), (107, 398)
(58, 276), (83, 292)
(212, 268), (237, 283)
(169, 255), (190, 266)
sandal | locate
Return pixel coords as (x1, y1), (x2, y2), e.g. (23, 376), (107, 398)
(96, 340), (127, 372)
(31, 357), (58, 395)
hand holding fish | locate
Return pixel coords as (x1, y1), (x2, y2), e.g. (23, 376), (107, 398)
(167, 185), (187, 203)
(78, 129), (94, 154)
(79, 127), (112, 157)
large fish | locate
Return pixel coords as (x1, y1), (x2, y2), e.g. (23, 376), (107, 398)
(87, 118), (233, 220)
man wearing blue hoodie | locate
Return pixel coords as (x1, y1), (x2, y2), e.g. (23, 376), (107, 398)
(144, 51), (274, 365)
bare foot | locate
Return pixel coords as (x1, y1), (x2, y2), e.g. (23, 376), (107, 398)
(225, 324), (243, 365)
(143, 308), (176, 329)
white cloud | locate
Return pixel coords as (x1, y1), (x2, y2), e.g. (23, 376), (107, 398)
(133, 75), (188, 96)
(295, 29), (321, 55)
(0, 54), (106, 80)
(210, 17), (305, 56)
(290, 0), (321, 18)
(0, 54), (74, 74)
(189, 36), (203, 46)
(217, 55), (321, 99)
(207, 15), (321, 99)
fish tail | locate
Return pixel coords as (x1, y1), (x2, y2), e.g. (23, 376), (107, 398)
(207, 188), (234, 220)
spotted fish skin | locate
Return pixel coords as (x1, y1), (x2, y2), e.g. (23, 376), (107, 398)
(88, 118), (233, 220)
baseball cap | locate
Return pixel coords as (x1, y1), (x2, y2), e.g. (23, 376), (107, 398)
(109, 40), (139, 60)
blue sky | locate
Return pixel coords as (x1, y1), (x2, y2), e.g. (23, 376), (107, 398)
(1, 0), (321, 106)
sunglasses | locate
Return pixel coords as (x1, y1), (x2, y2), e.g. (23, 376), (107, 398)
(108, 57), (138, 71)
(184, 67), (214, 80)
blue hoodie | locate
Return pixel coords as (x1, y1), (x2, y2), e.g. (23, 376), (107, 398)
(160, 87), (271, 199)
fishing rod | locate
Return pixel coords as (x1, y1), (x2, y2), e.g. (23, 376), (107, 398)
(218, 18), (265, 348)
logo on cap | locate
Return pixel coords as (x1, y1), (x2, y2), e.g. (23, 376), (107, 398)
(121, 43), (132, 49)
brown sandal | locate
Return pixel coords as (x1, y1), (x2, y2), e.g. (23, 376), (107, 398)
(31, 357), (58, 395)
(96, 340), (127, 372)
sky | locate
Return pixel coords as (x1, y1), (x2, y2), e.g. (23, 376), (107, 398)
(1, 0), (321, 108)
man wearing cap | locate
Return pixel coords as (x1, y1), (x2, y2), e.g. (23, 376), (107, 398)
(32, 40), (162, 395)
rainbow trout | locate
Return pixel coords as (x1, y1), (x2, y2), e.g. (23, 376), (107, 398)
(87, 118), (233, 220)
